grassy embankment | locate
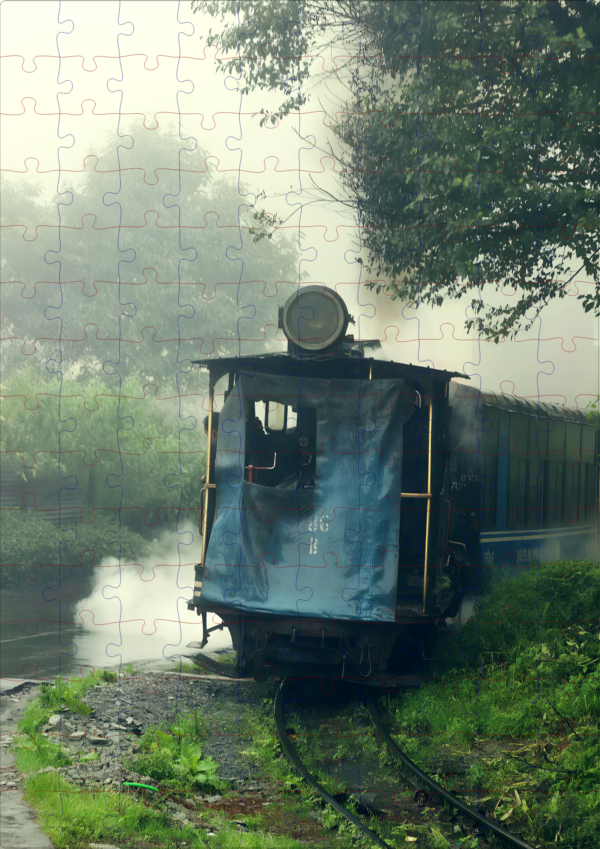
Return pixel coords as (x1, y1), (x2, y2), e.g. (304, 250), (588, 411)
(241, 560), (600, 848)
(11, 560), (599, 847)
(10, 665), (306, 849)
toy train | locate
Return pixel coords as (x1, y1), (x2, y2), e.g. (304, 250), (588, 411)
(187, 286), (598, 678)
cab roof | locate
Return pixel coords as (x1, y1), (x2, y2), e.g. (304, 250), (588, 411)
(193, 352), (468, 386)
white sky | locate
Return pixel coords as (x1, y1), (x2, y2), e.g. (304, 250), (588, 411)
(1, 0), (598, 409)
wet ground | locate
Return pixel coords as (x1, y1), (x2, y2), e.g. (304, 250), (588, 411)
(0, 682), (54, 849)
(1, 657), (511, 848)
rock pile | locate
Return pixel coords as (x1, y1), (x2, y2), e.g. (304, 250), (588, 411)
(16, 672), (262, 834)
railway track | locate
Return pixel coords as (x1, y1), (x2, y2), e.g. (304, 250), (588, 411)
(274, 678), (537, 849)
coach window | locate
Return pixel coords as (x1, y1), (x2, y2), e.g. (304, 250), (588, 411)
(508, 414), (529, 528)
(481, 407), (498, 531)
(580, 425), (595, 522)
(547, 419), (566, 526)
(528, 417), (548, 529)
(564, 423), (581, 523)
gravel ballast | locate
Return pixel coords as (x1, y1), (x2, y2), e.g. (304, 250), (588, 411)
(9, 670), (270, 836)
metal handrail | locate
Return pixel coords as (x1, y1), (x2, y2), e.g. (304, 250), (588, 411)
(245, 453), (277, 483)
(423, 400), (434, 609)
(199, 390), (215, 569)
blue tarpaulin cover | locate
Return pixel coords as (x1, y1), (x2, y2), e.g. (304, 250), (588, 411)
(201, 373), (404, 621)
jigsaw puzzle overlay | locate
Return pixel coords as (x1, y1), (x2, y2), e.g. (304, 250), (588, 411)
(1, 1), (598, 847)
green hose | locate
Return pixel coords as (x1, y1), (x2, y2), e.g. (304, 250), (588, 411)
(122, 782), (158, 793)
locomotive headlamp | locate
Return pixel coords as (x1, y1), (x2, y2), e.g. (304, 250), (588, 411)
(281, 286), (350, 351)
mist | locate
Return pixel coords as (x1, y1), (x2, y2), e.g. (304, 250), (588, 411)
(72, 522), (233, 671)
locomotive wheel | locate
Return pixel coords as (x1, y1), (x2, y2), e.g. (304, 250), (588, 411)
(235, 626), (265, 678)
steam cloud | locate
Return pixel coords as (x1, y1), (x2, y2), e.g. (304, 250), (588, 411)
(73, 522), (233, 672)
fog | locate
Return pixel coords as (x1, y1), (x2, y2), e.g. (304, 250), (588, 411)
(2, 1), (596, 407)
(73, 522), (233, 668)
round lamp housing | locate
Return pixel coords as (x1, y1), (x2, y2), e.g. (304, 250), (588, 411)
(281, 286), (350, 351)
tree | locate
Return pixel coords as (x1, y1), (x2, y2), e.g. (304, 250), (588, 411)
(1, 126), (302, 555)
(1, 126), (301, 383)
(195, 0), (599, 340)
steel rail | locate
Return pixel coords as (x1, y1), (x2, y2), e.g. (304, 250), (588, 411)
(368, 700), (537, 849)
(274, 677), (537, 849)
(274, 679), (393, 849)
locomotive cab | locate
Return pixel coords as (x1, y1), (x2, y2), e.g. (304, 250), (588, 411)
(189, 287), (468, 679)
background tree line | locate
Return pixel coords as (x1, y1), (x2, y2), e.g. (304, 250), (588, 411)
(1, 127), (300, 587)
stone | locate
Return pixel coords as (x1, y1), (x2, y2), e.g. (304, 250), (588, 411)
(88, 736), (111, 746)
(47, 715), (62, 727)
(89, 844), (122, 849)
(70, 731), (86, 741)
(204, 795), (223, 804)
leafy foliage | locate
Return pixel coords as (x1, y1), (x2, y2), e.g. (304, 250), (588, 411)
(0, 363), (206, 586)
(196, 0), (599, 340)
(0, 509), (151, 587)
(586, 394), (600, 430)
(384, 559), (600, 847)
(128, 708), (226, 790)
(16, 670), (108, 741)
(1, 126), (301, 381)
(437, 559), (600, 668)
(1, 364), (207, 516)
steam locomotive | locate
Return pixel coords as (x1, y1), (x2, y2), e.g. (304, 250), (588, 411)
(187, 286), (598, 679)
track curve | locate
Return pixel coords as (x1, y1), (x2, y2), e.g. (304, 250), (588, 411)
(274, 679), (392, 848)
(368, 698), (536, 849)
(274, 678), (537, 849)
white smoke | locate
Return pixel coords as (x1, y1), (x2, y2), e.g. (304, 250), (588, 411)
(71, 522), (233, 673)
(444, 594), (480, 636)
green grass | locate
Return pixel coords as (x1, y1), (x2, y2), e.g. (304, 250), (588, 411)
(215, 653), (237, 666)
(12, 561), (599, 848)
(204, 828), (327, 849)
(171, 655), (238, 676)
(122, 707), (227, 792)
(17, 669), (111, 739)
(380, 559), (600, 847)
(239, 560), (599, 848)
(21, 771), (203, 849)
(239, 693), (390, 845)
(13, 666), (147, 776)
(11, 671), (322, 848)
(177, 661), (207, 675)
